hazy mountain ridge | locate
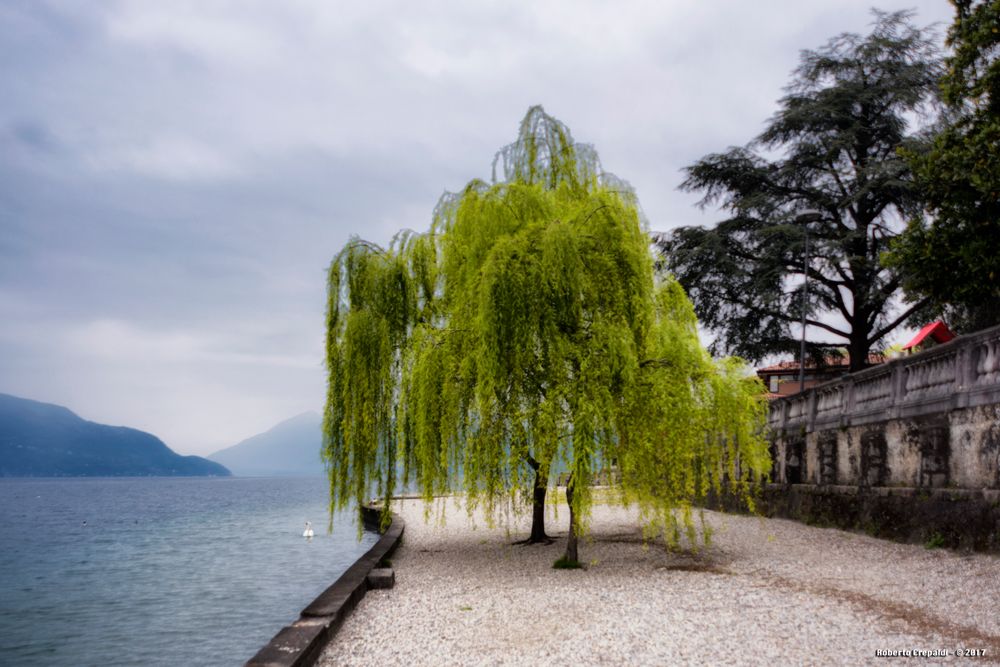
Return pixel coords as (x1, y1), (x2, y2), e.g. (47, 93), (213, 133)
(209, 411), (324, 477)
(0, 393), (230, 477)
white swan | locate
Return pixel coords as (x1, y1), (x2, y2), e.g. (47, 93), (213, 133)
(303, 521), (314, 538)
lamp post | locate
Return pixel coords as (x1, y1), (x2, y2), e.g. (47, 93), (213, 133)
(796, 211), (823, 393)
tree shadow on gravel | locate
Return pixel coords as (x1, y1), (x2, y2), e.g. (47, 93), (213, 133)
(764, 574), (1000, 662)
(655, 563), (732, 575)
(511, 536), (555, 546)
(589, 528), (738, 573)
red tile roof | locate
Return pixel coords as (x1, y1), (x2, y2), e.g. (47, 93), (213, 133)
(757, 353), (884, 375)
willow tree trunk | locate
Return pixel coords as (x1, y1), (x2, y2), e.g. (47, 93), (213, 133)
(563, 474), (579, 564)
(525, 456), (550, 543)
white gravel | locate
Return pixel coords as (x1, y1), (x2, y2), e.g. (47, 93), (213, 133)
(318, 497), (1000, 666)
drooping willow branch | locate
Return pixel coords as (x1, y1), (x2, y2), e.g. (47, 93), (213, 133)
(323, 106), (771, 555)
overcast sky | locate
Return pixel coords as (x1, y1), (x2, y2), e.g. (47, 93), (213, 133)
(0, 1), (954, 456)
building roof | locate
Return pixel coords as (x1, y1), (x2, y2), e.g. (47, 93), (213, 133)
(756, 353), (885, 375)
(903, 320), (956, 350)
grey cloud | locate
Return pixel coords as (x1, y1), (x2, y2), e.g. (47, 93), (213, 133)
(0, 0), (956, 454)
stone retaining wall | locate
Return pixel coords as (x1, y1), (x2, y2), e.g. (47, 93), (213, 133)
(246, 506), (403, 667)
(764, 323), (1000, 550)
(755, 483), (1000, 550)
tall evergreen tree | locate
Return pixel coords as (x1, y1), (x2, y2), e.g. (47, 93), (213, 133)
(887, 0), (1000, 332)
(324, 107), (770, 565)
(657, 12), (942, 371)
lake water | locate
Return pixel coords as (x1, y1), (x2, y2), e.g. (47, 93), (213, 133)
(0, 477), (378, 666)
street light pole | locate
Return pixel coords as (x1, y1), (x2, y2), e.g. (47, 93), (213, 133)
(796, 211), (822, 393)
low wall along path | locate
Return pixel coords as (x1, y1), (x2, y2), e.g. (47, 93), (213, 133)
(246, 505), (403, 667)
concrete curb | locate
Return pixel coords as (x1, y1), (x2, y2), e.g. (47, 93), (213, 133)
(246, 505), (404, 667)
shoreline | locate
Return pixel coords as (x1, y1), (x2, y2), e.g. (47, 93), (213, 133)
(247, 504), (404, 667)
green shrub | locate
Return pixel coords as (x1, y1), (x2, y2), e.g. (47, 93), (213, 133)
(552, 556), (583, 569)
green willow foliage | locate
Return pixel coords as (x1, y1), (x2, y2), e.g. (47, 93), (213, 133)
(324, 106), (769, 550)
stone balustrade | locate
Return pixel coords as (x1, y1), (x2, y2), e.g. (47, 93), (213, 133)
(768, 322), (1000, 437)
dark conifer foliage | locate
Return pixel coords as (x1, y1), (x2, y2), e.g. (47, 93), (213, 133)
(658, 12), (942, 370)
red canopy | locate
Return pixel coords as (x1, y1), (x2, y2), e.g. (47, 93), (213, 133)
(903, 320), (956, 350)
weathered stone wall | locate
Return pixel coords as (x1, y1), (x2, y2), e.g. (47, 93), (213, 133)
(770, 403), (1000, 491)
(764, 324), (1000, 549)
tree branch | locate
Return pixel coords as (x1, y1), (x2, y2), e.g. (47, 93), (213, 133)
(868, 298), (929, 344)
(803, 318), (850, 338)
(784, 264), (848, 290)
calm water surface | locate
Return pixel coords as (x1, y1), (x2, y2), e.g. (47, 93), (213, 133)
(0, 476), (377, 666)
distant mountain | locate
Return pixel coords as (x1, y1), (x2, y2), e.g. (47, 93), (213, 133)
(208, 411), (324, 477)
(0, 393), (230, 477)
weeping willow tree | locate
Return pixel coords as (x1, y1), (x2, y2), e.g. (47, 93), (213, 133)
(324, 106), (770, 565)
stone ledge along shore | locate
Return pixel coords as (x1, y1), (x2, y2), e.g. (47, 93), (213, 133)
(246, 505), (403, 667)
(317, 498), (1000, 666)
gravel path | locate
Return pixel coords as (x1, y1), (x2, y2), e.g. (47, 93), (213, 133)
(317, 497), (1000, 666)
